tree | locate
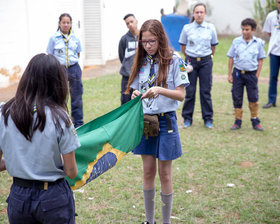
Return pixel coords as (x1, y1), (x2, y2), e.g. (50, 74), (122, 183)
(253, 0), (278, 27)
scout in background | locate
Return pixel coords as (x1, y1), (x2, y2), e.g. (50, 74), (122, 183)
(262, 0), (280, 109)
(118, 13), (139, 105)
(126, 19), (189, 224)
(47, 13), (84, 128)
(227, 18), (266, 131)
(179, 3), (218, 129)
(0, 53), (80, 223)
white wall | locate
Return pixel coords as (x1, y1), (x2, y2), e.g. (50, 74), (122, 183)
(0, 0), (83, 78)
(188, 0), (256, 35)
(206, 0), (255, 35)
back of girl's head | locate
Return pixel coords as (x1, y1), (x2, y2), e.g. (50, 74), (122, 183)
(18, 53), (68, 106)
(2, 53), (70, 141)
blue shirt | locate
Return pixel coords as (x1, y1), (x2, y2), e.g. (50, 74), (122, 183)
(227, 36), (266, 71)
(130, 53), (189, 114)
(0, 106), (80, 181)
(263, 10), (280, 56)
(179, 21), (218, 57)
(47, 30), (82, 66)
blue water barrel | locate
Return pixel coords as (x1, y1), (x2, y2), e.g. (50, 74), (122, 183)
(161, 14), (190, 51)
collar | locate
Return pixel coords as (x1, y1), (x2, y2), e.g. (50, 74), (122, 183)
(193, 20), (207, 28)
(145, 54), (158, 65)
(242, 35), (257, 44)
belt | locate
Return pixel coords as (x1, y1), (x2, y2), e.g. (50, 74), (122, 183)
(13, 177), (64, 190)
(187, 55), (212, 62)
(157, 111), (175, 133)
(235, 68), (257, 75)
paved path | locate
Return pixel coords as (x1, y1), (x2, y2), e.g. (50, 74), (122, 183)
(0, 58), (271, 102)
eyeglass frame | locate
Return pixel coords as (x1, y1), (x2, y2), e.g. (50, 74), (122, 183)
(139, 39), (157, 46)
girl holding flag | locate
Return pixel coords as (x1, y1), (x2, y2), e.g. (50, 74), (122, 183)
(0, 53), (80, 223)
(126, 19), (189, 224)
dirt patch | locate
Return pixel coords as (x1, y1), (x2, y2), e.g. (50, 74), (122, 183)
(239, 161), (254, 168)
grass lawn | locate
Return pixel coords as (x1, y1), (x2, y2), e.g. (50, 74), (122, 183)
(0, 37), (279, 223)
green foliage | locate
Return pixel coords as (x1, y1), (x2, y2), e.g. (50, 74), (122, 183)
(253, 0), (278, 27)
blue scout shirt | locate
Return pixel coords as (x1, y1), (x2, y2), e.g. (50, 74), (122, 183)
(130, 53), (189, 114)
(227, 36), (266, 71)
(47, 31), (82, 66)
(0, 106), (80, 181)
(263, 10), (280, 56)
(179, 21), (218, 57)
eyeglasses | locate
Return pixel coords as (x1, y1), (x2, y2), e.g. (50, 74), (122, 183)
(140, 39), (157, 46)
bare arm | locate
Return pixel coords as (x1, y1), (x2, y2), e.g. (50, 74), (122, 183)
(62, 151), (77, 179)
(0, 151), (6, 172)
(211, 45), (216, 56)
(228, 57), (234, 84)
(256, 59), (263, 79)
(180, 45), (186, 58)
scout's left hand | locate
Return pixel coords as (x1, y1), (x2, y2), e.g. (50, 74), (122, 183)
(142, 87), (161, 99)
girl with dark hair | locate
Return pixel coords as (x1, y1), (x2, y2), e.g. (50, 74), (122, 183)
(47, 13), (84, 128)
(179, 3), (218, 129)
(126, 19), (189, 224)
(0, 53), (80, 223)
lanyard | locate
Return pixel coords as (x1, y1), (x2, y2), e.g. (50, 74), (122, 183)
(61, 29), (72, 68)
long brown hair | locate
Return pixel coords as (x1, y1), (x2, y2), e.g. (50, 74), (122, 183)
(1, 53), (71, 141)
(125, 19), (173, 94)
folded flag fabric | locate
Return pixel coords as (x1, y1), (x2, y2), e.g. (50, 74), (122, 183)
(66, 95), (143, 190)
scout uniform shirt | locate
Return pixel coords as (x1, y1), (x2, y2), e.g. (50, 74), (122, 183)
(263, 10), (280, 56)
(227, 36), (266, 71)
(130, 53), (189, 114)
(179, 21), (218, 57)
(47, 30), (82, 66)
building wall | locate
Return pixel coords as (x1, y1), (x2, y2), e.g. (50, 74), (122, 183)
(0, 0), (83, 77)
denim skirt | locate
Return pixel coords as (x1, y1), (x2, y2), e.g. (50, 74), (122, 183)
(133, 111), (182, 161)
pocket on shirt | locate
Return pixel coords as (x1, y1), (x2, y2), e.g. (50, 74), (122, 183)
(54, 42), (65, 55)
(68, 39), (78, 50)
(139, 75), (149, 93)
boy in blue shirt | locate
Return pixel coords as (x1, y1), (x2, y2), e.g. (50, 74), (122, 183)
(227, 18), (266, 131)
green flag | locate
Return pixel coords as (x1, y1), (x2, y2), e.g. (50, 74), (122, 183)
(66, 95), (143, 190)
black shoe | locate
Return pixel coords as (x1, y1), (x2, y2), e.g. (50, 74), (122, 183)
(263, 103), (276, 108)
(251, 118), (264, 131)
(230, 119), (242, 130)
(142, 222), (156, 224)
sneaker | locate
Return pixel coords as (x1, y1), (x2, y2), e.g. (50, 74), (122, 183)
(230, 124), (241, 130)
(230, 119), (242, 130)
(253, 124), (264, 131)
(141, 222), (156, 224)
(251, 118), (264, 131)
(205, 121), (213, 129)
(263, 103), (276, 109)
(183, 120), (192, 128)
